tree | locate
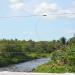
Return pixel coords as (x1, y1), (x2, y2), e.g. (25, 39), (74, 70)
(60, 37), (66, 45)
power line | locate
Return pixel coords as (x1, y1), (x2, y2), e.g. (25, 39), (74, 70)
(34, 16), (42, 41)
(0, 13), (75, 18)
(0, 15), (38, 18)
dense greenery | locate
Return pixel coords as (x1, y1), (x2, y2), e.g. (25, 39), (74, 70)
(0, 39), (57, 67)
(33, 36), (75, 72)
(0, 36), (75, 73)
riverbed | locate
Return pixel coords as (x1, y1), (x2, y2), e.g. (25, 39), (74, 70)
(0, 58), (51, 72)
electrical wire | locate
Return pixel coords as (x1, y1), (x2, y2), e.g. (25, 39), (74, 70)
(34, 16), (42, 41)
(0, 13), (75, 18)
(0, 15), (38, 18)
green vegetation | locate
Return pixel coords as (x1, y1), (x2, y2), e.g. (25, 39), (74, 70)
(0, 35), (75, 73)
(33, 36), (75, 73)
(0, 39), (56, 67)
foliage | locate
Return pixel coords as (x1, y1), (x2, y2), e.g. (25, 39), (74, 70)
(0, 39), (55, 67)
(33, 36), (75, 72)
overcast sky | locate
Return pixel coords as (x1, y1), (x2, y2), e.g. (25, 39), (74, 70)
(0, 0), (75, 41)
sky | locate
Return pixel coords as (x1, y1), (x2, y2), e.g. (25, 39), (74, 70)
(0, 0), (75, 41)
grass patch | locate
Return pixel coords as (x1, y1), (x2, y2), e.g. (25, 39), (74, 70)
(33, 61), (75, 73)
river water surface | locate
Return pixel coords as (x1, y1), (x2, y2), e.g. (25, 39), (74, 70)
(0, 58), (51, 72)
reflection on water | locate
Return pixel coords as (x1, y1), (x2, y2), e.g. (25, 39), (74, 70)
(0, 58), (51, 72)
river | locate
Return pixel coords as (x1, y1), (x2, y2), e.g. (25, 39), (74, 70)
(0, 58), (51, 72)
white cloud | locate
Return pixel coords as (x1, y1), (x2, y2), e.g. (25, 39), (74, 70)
(63, 10), (75, 18)
(9, 0), (75, 19)
(33, 2), (58, 15)
(63, 29), (75, 34)
(10, 0), (25, 11)
(33, 2), (60, 20)
(33, 2), (75, 19)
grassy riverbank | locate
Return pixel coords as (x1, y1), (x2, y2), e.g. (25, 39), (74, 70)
(33, 61), (75, 73)
(33, 36), (75, 73)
